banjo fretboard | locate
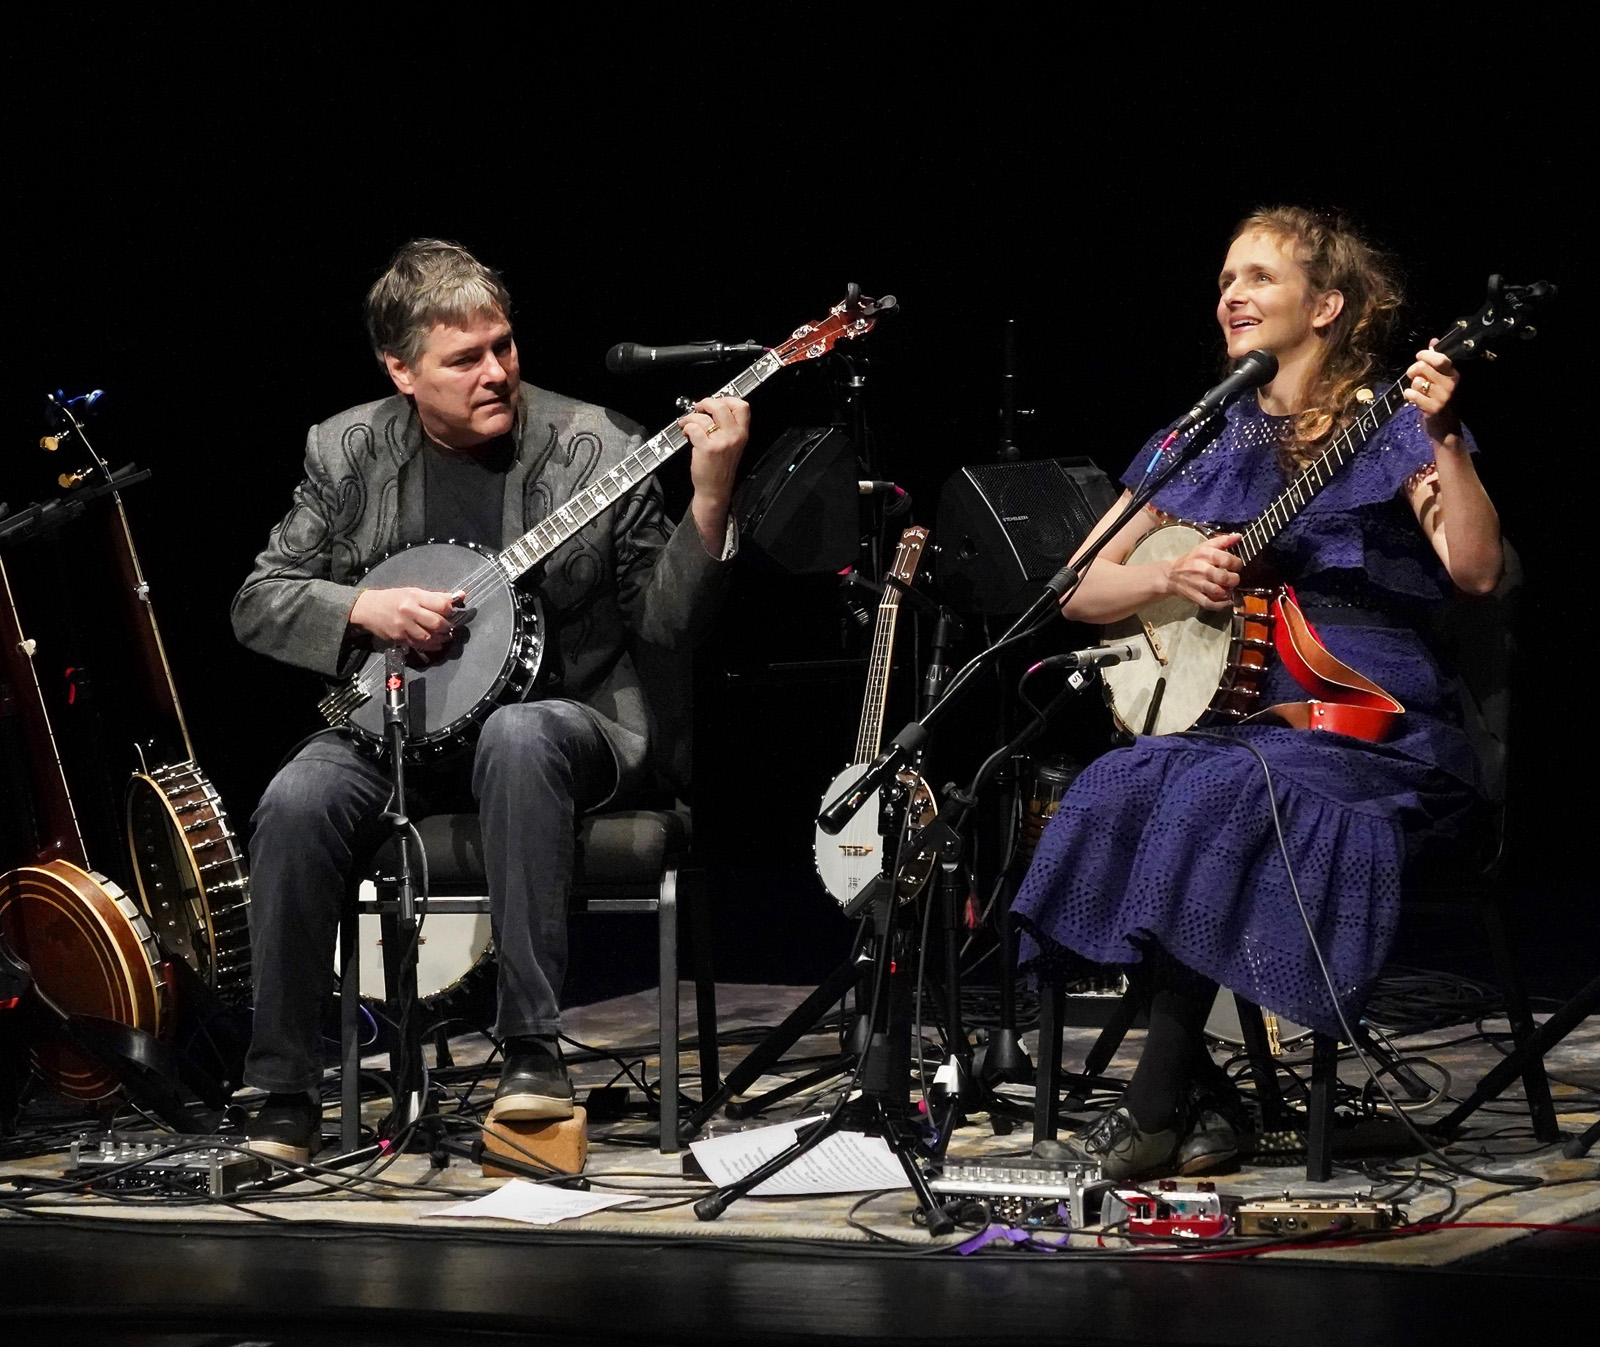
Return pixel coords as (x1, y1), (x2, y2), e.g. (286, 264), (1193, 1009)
(498, 351), (785, 580)
(1234, 379), (1408, 568)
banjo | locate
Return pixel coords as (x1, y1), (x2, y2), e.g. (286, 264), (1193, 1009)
(318, 287), (895, 759)
(36, 403), (253, 1003)
(1102, 275), (1552, 737)
(0, 549), (170, 1104)
(813, 527), (938, 908)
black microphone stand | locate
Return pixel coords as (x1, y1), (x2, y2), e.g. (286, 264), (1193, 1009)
(692, 773), (954, 1233)
(377, 649), (431, 1145)
(817, 411), (1226, 841)
(692, 408), (1229, 1225)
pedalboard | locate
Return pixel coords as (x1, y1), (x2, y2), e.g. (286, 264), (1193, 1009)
(1235, 1194), (1399, 1235)
(929, 1157), (1104, 1229)
(69, 1132), (268, 1196)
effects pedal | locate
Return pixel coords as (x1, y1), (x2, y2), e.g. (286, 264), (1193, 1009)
(1101, 1180), (1230, 1239)
(69, 1132), (268, 1196)
(1235, 1194), (1399, 1235)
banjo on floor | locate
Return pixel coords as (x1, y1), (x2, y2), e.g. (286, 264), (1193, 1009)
(813, 526), (938, 908)
(1101, 276), (1552, 738)
(318, 287), (895, 760)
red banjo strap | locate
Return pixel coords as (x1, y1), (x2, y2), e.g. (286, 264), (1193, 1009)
(1253, 586), (1405, 743)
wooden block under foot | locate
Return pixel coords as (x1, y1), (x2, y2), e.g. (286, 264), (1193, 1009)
(481, 1106), (588, 1177)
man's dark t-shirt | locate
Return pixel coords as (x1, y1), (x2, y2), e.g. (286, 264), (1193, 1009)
(423, 435), (514, 548)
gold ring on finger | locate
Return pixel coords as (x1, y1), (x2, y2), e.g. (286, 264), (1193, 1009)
(1417, 378), (1431, 395)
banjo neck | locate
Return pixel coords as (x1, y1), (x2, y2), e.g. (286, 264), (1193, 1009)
(496, 350), (787, 582)
(0, 553), (89, 867)
(490, 287), (898, 584)
(854, 527), (929, 763)
(1230, 272), (1555, 568)
(1232, 379), (1407, 568)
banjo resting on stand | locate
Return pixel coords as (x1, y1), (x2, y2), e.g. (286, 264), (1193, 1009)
(1101, 275), (1551, 738)
(318, 287), (896, 761)
(813, 527), (938, 908)
(0, 549), (169, 1105)
(39, 398), (253, 1003)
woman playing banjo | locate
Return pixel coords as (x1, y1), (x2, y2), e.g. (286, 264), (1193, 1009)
(1015, 206), (1504, 1180)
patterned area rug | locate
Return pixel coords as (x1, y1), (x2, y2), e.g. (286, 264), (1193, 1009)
(2, 983), (1596, 1266)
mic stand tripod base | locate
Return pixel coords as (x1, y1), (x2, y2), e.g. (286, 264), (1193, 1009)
(976, 1027), (1033, 1087)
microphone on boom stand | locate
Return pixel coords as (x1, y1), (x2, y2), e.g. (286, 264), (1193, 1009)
(604, 340), (766, 375)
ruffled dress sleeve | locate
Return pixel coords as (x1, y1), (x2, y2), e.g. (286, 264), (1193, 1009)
(1118, 397), (1475, 604)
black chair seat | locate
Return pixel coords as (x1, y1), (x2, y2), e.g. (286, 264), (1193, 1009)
(370, 808), (692, 892)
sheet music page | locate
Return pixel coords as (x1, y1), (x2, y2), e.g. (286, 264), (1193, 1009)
(425, 1178), (643, 1225)
(689, 1118), (911, 1196)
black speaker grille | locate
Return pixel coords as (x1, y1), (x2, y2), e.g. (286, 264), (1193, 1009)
(935, 457), (1118, 612)
(962, 460), (1112, 574)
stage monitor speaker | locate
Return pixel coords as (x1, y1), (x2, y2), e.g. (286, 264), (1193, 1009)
(735, 425), (859, 574)
(935, 457), (1118, 613)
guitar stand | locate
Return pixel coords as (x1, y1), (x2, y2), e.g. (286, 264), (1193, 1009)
(681, 780), (924, 1136)
(911, 668), (1101, 1138)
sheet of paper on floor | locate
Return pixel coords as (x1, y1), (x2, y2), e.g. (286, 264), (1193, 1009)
(690, 1117), (912, 1196)
(425, 1179), (645, 1225)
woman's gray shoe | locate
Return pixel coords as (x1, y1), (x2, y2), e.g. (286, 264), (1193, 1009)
(1176, 1106), (1242, 1175)
(1040, 1105), (1179, 1181)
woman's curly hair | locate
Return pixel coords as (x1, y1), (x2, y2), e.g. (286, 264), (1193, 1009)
(1232, 207), (1403, 471)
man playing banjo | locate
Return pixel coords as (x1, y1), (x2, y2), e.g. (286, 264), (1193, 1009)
(232, 240), (749, 1161)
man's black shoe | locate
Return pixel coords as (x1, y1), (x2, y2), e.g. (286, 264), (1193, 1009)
(493, 1041), (575, 1122)
(246, 1091), (323, 1165)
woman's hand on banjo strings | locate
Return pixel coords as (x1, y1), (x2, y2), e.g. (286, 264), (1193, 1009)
(1164, 533), (1243, 610)
(349, 586), (464, 651)
(1403, 340), (1462, 438)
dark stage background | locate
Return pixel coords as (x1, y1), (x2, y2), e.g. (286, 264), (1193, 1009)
(4, 24), (1592, 1004)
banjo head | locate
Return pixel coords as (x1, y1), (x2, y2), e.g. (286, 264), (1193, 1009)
(343, 541), (545, 758)
(126, 762), (252, 1003)
(814, 765), (938, 908)
(338, 887), (495, 1008)
(1101, 523), (1236, 736)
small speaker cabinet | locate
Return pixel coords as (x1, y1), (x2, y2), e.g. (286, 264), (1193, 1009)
(735, 425), (860, 574)
(935, 457), (1118, 613)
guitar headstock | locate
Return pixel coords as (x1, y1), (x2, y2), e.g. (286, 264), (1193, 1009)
(888, 525), (929, 586)
(1435, 275), (1556, 364)
(770, 283), (898, 368)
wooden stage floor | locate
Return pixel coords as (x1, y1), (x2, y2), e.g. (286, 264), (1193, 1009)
(3, 983), (1597, 1343)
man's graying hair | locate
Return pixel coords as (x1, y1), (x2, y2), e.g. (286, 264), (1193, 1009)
(364, 239), (512, 368)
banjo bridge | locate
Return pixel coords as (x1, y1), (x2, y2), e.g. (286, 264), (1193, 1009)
(1138, 618), (1169, 665)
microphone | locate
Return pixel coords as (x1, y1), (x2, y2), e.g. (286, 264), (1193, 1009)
(816, 723), (930, 835)
(1165, 350), (1278, 442)
(1032, 641), (1143, 672)
(383, 648), (408, 729)
(605, 340), (766, 375)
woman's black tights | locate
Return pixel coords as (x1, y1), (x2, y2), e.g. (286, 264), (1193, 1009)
(1120, 945), (1220, 1134)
